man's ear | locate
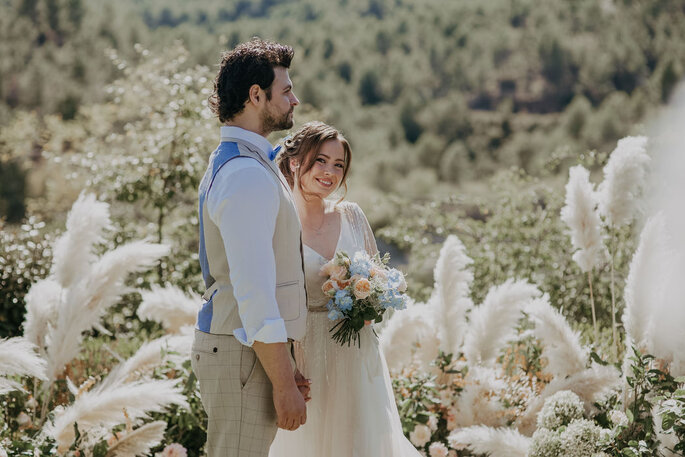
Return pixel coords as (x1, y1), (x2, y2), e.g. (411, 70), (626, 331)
(248, 84), (262, 106)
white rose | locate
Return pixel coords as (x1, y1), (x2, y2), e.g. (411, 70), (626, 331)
(428, 415), (439, 431)
(409, 424), (432, 448)
(428, 441), (449, 457)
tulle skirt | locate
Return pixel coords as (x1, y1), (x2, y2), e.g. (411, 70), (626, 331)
(268, 313), (421, 457)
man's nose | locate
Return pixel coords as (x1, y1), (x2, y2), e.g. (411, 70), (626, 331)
(290, 92), (300, 106)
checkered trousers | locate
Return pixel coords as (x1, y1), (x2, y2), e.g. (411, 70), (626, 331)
(191, 330), (278, 457)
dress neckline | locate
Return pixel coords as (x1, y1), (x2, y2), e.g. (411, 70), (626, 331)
(303, 209), (345, 262)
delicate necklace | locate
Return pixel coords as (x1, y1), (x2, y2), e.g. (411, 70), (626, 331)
(304, 213), (326, 234)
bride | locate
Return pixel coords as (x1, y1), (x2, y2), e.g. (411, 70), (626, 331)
(269, 121), (421, 457)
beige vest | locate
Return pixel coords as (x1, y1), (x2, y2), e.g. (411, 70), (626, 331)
(197, 139), (307, 340)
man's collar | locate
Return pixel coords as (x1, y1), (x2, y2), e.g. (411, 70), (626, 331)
(220, 126), (273, 159)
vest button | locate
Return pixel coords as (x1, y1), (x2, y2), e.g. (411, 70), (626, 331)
(195, 354), (200, 361)
(213, 347), (218, 353)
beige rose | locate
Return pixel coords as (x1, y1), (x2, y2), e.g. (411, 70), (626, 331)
(322, 279), (337, 296)
(352, 278), (372, 299)
(330, 265), (348, 281)
(369, 267), (387, 280)
(320, 259), (336, 277)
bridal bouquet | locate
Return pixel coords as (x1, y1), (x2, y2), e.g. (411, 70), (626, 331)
(320, 250), (409, 347)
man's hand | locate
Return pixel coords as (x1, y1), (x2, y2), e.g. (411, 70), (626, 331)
(253, 342), (307, 431)
(272, 384), (307, 430)
(294, 369), (311, 402)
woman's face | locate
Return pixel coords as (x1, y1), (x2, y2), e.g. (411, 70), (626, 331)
(296, 139), (346, 199)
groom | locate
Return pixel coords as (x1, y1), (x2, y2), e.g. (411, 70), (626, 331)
(191, 38), (309, 457)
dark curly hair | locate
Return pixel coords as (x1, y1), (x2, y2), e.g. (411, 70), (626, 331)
(209, 38), (294, 123)
(276, 121), (352, 200)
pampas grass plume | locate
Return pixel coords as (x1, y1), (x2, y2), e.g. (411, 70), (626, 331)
(431, 235), (474, 356)
(561, 165), (604, 272)
(462, 280), (541, 366)
(98, 334), (192, 390)
(0, 337), (47, 394)
(379, 301), (440, 373)
(105, 421), (167, 457)
(597, 136), (650, 227)
(525, 297), (587, 378)
(22, 279), (62, 350)
(449, 426), (530, 457)
(45, 241), (170, 381)
(51, 192), (110, 289)
(138, 285), (199, 333)
(623, 214), (668, 353)
(44, 379), (187, 453)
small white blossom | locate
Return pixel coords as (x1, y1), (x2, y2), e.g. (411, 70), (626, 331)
(529, 427), (562, 457)
(559, 419), (603, 457)
(537, 390), (584, 430)
(410, 424), (432, 448)
(428, 441), (449, 457)
(609, 409), (628, 428)
(428, 415), (439, 431)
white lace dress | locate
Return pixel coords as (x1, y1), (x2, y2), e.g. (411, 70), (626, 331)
(269, 202), (420, 457)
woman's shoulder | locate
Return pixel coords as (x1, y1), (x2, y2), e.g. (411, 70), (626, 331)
(334, 200), (364, 217)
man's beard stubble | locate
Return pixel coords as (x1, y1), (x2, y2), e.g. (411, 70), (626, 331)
(261, 106), (293, 134)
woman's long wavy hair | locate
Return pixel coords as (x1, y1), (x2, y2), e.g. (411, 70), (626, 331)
(277, 121), (352, 202)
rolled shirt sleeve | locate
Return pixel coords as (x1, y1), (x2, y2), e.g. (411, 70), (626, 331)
(206, 158), (288, 346)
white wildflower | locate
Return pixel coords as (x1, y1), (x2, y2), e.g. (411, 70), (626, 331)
(559, 419), (603, 457)
(608, 410), (628, 428)
(537, 390), (584, 430)
(529, 427), (562, 457)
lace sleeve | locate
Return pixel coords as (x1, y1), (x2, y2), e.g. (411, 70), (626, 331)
(340, 201), (378, 257)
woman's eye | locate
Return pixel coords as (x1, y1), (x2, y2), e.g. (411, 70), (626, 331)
(335, 163), (344, 168)
(316, 158), (325, 163)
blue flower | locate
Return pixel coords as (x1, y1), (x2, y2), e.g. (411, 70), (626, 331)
(349, 252), (372, 277)
(334, 289), (350, 302)
(327, 309), (343, 321)
(379, 289), (407, 310)
(326, 299), (335, 311)
(387, 268), (404, 288)
(338, 296), (353, 311)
